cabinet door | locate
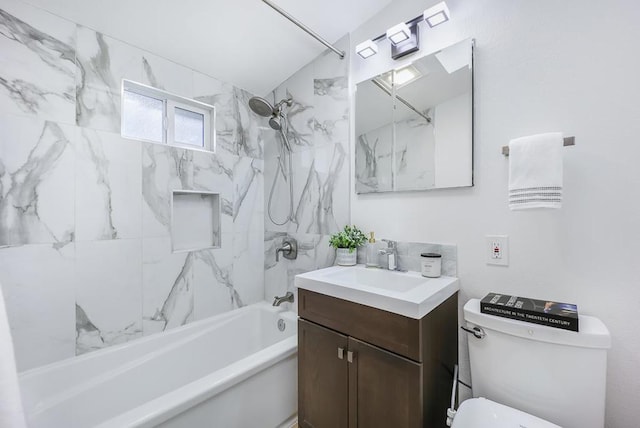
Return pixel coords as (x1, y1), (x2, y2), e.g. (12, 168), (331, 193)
(348, 337), (422, 428)
(299, 319), (349, 428)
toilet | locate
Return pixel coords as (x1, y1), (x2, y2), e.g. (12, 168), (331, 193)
(452, 299), (611, 428)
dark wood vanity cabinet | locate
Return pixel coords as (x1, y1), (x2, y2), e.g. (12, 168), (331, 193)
(298, 289), (458, 428)
(298, 319), (349, 427)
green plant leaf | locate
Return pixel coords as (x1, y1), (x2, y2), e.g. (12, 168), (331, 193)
(328, 225), (367, 250)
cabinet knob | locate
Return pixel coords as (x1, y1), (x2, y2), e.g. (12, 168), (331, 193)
(338, 347), (345, 360)
(347, 351), (355, 363)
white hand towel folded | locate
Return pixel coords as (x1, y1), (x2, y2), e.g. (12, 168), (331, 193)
(508, 132), (564, 210)
(0, 285), (27, 428)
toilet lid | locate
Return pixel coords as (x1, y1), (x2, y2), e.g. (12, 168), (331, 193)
(451, 398), (562, 428)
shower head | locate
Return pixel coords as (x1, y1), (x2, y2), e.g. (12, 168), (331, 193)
(249, 97), (292, 151)
(268, 115), (282, 131)
(248, 97), (274, 117)
(248, 97), (293, 118)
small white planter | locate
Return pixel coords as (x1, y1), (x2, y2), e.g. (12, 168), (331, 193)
(336, 248), (357, 266)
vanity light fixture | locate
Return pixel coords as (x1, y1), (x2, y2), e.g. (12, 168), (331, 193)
(355, 1), (451, 61)
(390, 21), (420, 60)
(386, 22), (411, 45)
(356, 39), (379, 59)
(424, 2), (450, 27)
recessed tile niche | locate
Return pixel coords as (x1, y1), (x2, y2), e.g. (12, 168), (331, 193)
(171, 191), (220, 252)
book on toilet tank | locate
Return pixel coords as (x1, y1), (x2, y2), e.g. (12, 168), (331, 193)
(480, 293), (579, 332)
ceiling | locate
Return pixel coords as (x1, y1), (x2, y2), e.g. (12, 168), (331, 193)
(23, 0), (392, 96)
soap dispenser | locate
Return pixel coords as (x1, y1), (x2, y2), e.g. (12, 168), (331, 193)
(366, 232), (379, 267)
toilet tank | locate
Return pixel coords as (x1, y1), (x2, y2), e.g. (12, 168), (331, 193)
(463, 299), (611, 428)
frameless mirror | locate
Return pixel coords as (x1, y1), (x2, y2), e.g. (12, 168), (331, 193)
(355, 38), (474, 193)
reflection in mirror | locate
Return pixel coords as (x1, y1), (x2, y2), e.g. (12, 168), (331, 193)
(354, 77), (394, 192)
(355, 38), (473, 193)
(393, 68), (436, 191)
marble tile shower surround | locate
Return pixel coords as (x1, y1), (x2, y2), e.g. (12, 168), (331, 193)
(263, 36), (351, 306)
(264, 37), (350, 236)
(0, 3), (76, 123)
(0, 118), (76, 247)
(264, 231), (336, 305)
(356, 240), (457, 277)
(0, 0), (265, 370)
(193, 75), (263, 159)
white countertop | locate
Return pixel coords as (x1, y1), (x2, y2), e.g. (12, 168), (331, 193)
(295, 264), (459, 319)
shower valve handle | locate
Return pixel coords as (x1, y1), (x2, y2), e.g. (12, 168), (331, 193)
(275, 238), (298, 261)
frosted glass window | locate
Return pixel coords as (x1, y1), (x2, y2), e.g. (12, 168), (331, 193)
(174, 107), (204, 147)
(122, 90), (164, 142)
(121, 80), (214, 151)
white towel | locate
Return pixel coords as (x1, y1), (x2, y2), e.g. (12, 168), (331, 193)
(508, 132), (564, 210)
(0, 285), (27, 428)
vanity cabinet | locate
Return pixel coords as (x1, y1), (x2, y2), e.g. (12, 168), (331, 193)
(298, 289), (458, 428)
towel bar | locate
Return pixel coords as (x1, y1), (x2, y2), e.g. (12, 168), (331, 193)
(502, 136), (575, 156)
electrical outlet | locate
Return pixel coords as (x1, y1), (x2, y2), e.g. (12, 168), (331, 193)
(490, 240), (503, 259)
(486, 235), (509, 266)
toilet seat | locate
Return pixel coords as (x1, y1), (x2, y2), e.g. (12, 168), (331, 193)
(451, 398), (561, 428)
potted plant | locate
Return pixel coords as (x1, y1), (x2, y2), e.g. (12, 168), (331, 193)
(329, 225), (367, 266)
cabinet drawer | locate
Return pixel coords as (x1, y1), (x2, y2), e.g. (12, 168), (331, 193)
(299, 289), (421, 361)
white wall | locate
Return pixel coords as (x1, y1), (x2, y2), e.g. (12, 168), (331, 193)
(350, 1), (640, 427)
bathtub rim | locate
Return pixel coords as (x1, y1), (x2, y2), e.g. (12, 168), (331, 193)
(96, 334), (297, 428)
(19, 301), (290, 379)
(19, 302), (298, 427)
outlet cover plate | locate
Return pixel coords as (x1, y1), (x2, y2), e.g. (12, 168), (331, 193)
(486, 235), (509, 266)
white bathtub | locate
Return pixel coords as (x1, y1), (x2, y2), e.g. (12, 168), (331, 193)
(18, 302), (298, 428)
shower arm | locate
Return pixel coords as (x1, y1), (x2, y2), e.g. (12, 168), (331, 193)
(261, 0), (345, 60)
(274, 98), (293, 111)
(371, 78), (432, 124)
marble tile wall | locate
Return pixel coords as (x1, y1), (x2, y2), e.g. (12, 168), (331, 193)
(263, 36), (351, 304)
(0, 0), (264, 371)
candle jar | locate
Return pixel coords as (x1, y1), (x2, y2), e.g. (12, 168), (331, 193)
(420, 253), (442, 278)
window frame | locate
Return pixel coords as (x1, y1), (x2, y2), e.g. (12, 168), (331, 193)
(166, 100), (211, 151)
(121, 80), (216, 152)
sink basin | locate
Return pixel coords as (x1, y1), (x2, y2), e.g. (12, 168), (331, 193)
(323, 267), (426, 292)
(295, 265), (459, 319)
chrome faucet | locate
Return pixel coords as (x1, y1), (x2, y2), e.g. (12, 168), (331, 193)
(378, 239), (398, 270)
(273, 291), (294, 306)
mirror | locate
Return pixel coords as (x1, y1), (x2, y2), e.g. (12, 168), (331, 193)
(355, 38), (473, 193)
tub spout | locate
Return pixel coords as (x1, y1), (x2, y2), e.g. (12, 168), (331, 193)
(273, 292), (294, 306)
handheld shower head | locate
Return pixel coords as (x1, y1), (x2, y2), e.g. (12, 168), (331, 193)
(268, 115), (282, 130)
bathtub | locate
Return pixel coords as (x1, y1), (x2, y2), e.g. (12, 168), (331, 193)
(18, 302), (298, 428)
